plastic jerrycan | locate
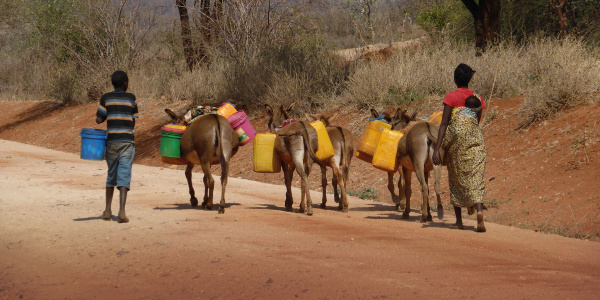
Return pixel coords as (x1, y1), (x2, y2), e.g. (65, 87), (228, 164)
(253, 133), (281, 173)
(310, 121), (335, 161)
(372, 129), (404, 172)
(356, 120), (392, 162)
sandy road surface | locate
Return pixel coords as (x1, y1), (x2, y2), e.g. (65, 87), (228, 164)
(1, 140), (599, 299)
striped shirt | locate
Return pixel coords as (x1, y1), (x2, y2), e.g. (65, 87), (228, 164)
(96, 91), (139, 143)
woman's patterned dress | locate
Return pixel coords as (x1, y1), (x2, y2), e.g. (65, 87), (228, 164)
(441, 107), (487, 208)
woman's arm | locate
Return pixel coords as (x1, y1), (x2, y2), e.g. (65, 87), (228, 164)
(432, 104), (452, 165)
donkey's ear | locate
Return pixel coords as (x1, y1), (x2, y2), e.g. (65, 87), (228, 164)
(265, 104), (274, 117)
(370, 108), (379, 119)
(326, 110), (339, 123)
(286, 101), (297, 112)
(394, 107), (405, 120)
(409, 109), (419, 121)
(304, 112), (318, 122)
(165, 109), (178, 121)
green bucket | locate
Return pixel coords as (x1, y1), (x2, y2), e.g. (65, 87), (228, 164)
(160, 128), (184, 158)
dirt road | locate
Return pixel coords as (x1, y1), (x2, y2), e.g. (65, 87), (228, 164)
(1, 140), (599, 299)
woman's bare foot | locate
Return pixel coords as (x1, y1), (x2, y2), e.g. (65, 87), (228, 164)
(476, 212), (486, 232)
(102, 210), (112, 220)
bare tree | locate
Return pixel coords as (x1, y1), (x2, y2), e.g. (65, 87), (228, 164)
(548, 0), (568, 39)
(460, 0), (501, 55)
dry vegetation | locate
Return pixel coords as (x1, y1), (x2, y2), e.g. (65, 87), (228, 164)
(1, 1), (598, 127)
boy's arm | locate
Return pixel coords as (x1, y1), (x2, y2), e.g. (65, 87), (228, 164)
(96, 96), (107, 124)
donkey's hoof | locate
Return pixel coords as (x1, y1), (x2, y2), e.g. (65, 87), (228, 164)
(437, 206), (444, 220)
(190, 197), (199, 207)
(420, 216), (428, 223)
(320, 202), (327, 209)
(218, 207), (225, 214)
(204, 204), (213, 211)
(306, 209), (313, 216)
(285, 206), (293, 212)
(341, 206), (348, 213)
(426, 214), (433, 222)
(402, 212), (410, 219)
(298, 208), (305, 213)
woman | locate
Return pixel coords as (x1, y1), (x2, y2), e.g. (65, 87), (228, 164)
(432, 63), (487, 233)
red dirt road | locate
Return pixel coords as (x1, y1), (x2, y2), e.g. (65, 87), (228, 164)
(1, 140), (599, 299)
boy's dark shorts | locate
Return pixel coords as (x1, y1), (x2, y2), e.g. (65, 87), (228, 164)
(105, 142), (135, 190)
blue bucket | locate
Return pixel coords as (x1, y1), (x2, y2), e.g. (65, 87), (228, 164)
(80, 128), (107, 160)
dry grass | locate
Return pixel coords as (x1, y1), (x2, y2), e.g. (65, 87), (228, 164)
(338, 37), (600, 125)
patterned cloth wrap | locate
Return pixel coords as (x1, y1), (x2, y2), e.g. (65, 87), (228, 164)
(275, 119), (297, 132)
(441, 107), (487, 210)
(183, 106), (219, 125)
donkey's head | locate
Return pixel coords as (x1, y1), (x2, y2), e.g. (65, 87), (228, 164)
(265, 102), (296, 133)
(164, 108), (185, 125)
(304, 110), (340, 127)
(390, 107), (418, 131)
(369, 108), (394, 124)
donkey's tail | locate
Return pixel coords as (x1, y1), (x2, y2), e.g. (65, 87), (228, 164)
(337, 127), (351, 181)
(424, 122), (439, 144)
(299, 121), (325, 167)
(212, 114), (227, 175)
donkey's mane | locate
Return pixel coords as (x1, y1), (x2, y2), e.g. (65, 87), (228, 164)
(400, 121), (419, 133)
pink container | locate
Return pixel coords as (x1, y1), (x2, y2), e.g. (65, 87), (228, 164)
(228, 111), (255, 146)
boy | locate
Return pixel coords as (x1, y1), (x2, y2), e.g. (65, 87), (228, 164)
(96, 71), (138, 223)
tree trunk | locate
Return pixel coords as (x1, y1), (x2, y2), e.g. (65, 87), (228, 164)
(176, 0), (198, 71)
(549, 0), (568, 39)
(461, 0), (501, 56)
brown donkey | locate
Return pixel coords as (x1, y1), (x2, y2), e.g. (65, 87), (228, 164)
(305, 111), (354, 212)
(265, 102), (324, 215)
(371, 108), (444, 222)
(165, 109), (240, 214)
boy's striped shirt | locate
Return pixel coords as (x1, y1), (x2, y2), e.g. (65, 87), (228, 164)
(96, 91), (138, 143)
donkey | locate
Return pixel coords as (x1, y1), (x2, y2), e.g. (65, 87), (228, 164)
(265, 102), (324, 215)
(371, 108), (444, 222)
(305, 111), (354, 212)
(164, 109), (240, 214)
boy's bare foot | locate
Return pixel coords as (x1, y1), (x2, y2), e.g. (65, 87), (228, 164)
(102, 210), (112, 220)
(449, 223), (464, 229)
(118, 211), (129, 223)
(476, 212), (486, 232)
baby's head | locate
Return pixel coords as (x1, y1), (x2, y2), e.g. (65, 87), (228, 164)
(465, 95), (481, 109)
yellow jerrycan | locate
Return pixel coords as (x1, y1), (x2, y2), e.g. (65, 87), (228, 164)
(356, 120), (391, 163)
(426, 110), (443, 125)
(372, 129), (404, 172)
(217, 102), (237, 119)
(310, 121), (335, 161)
(253, 133), (281, 173)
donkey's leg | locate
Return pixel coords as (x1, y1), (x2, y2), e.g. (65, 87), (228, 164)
(332, 171), (340, 203)
(402, 167), (412, 219)
(218, 159), (230, 214)
(320, 164), (328, 209)
(424, 171), (433, 221)
(388, 171), (400, 208)
(291, 152), (311, 215)
(185, 163), (198, 207)
(397, 169), (406, 211)
(200, 162), (215, 210)
(433, 165), (444, 220)
(282, 163), (295, 211)
(330, 164), (348, 212)
(413, 164), (430, 223)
